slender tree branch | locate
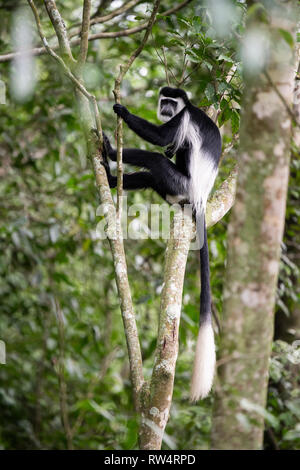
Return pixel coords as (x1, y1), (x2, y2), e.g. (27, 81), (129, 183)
(91, 140), (144, 412)
(71, 22), (149, 41)
(113, 0), (161, 219)
(180, 63), (200, 85)
(178, 50), (188, 86)
(44, 0), (74, 61)
(115, 0), (162, 84)
(154, 45), (174, 85)
(28, 2), (85, 96)
(29, 0), (144, 411)
(0, 0), (192, 63)
(89, 0), (192, 32)
(91, 0), (139, 24)
(162, 47), (171, 86)
(28, 0), (102, 141)
(91, 0), (111, 18)
(69, 0), (142, 38)
(0, 24), (149, 63)
(78, 0), (91, 66)
(206, 167), (238, 228)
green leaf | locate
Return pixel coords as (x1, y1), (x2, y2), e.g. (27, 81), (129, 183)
(218, 53), (234, 63)
(204, 83), (216, 103)
(89, 400), (114, 421)
(192, 16), (202, 34)
(52, 271), (74, 286)
(218, 81), (232, 94)
(231, 110), (240, 134)
(186, 50), (201, 63)
(218, 105), (231, 127)
(202, 59), (213, 71)
(220, 98), (228, 110)
(278, 29), (294, 48)
(178, 18), (192, 29)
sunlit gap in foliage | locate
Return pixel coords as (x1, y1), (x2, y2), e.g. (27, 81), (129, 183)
(10, 7), (37, 102)
(205, 0), (243, 38)
(240, 28), (270, 77)
(110, 0), (124, 9)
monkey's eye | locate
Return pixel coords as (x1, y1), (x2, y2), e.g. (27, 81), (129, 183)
(161, 99), (177, 109)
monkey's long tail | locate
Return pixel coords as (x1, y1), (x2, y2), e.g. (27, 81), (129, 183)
(190, 216), (216, 402)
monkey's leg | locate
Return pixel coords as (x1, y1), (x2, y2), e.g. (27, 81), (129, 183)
(105, 146), (161, 166)
(107, 171), (150, 189)
(107, 170), (165, 194)
(106, 148), (188, 196)
(124, 149), (189, 197)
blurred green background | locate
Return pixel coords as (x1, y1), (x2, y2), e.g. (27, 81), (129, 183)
(0, 0), (299, 450)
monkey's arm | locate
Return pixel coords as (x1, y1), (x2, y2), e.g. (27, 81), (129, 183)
(113, 104), (179, 147)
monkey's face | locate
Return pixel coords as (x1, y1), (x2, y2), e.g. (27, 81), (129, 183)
(157, 96), (186, 122)
(160, 98), (177, 120)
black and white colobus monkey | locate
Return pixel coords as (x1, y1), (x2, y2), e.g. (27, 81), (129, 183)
(103, 87), (221, 401)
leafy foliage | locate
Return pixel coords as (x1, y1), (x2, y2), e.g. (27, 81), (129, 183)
(0, 0), (299, 450)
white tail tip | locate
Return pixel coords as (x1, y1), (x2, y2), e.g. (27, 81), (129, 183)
(190, 322), (216, 402)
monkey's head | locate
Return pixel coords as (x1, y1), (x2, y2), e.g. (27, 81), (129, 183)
(157, 87), (189, 123)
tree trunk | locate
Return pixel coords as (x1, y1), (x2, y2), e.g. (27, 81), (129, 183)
(211, 0), (297, 450)
(139, 210), (193, 450)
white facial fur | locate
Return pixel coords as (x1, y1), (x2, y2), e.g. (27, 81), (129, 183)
(157, 96), (186, 122)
